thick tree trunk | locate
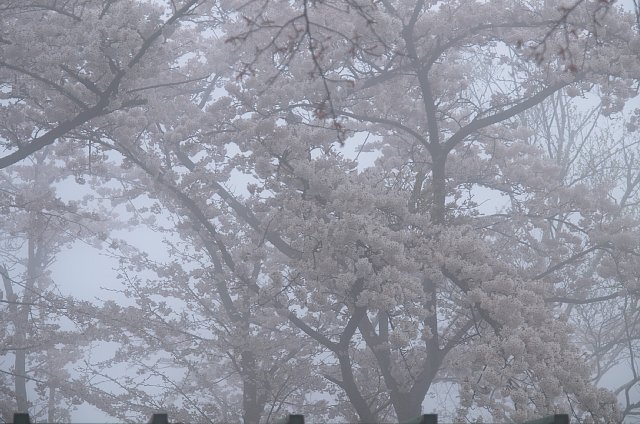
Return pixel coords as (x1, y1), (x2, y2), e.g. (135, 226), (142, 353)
(47, 384), (56, 422)
(15, 349), (28, 412)
(2, 264), (29, 413)
(338, 352), (378, 423)
(430, 155), (447, 226)
(12, 232), (44, 413)
(241, 350), (262, 424)
(392, 393), (422, 422)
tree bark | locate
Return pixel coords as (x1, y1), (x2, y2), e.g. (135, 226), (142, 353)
(430, 153), (447, 226)
(48, 384), (56, 422)
(2, 265), (29, 413)
(393, 394), (422, 422)
(14, 349), (28, 412)
(242, 350), (262, 424)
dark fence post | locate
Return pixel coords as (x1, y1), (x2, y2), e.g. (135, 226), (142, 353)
(149, 413), (169, 424)
(553, 414), (569, 424)
(524, 413), (570, 424)
(275, 414), (304, 424)
(287, 414), (304, 424)
(12, 413), (31, 424)
(401, 413), (438, 424)
(421, 414), (438, 424)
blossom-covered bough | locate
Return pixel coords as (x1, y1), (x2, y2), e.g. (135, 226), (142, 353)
(0, 0), (204, 169)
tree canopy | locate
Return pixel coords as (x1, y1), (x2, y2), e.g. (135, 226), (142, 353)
(1, 0), (640, 422)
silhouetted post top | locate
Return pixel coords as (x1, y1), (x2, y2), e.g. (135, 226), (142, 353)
(524, 414), (570, 424)
(422, 414), (438, 424)
(12, 413), (30, 424)
(149, 413), (169, 424)
(287, 414), (305, 424)
(400, 414), (438, 424)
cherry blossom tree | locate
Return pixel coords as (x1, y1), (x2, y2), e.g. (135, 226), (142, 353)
(523, 94), (640, 420)
(176, 0), (637, 421)
(65, 50), (332, 424)
(76, 233), (329, 423)
(81, 1), (637, 422)
(0, 147), (118, 422)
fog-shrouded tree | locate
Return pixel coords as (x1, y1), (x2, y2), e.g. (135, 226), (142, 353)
(3, 0), (640, 423)
(76, 1), (640, 422)
(529, 96), (640, 420)
(0, 147), (119, 422)
(73, 204), (330, 423)
(201, 1), (640, 422)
